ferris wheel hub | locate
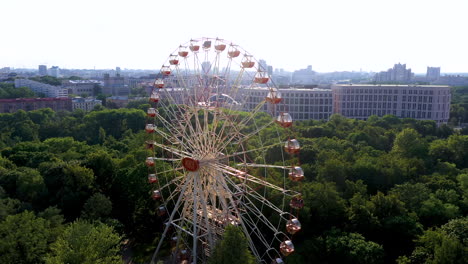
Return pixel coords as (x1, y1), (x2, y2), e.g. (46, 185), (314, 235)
(182, 157), (200, 172)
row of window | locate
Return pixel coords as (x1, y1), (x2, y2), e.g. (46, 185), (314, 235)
(247, 97), (331, 105)
(402, 103), (433, 111)
(401, 111), (433, 119)
(343, 88), (400, 94)
(342, 102), (398, 109)
(291, 112), (331, 120)
(341, 88), (443, 96)
(403, 96), (433, 103)
(340, 95), (398, 102)
(249, 92), (332, 98)
(345, 109), (397, 117)
(283, 98), (330, 105)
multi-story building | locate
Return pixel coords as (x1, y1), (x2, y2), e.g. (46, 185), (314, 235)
(63, 80), (101, 96)
(102, 73), (128, 96)
(38, 65), (47, 76)
(14, 79), (68, 97)
(332, 84), (451, 125)
(49, 66), (60, 78)
(72, 97), (102, 111)
(0, 98), (72, 113)
(426, 67), (441, 82)
(291, 66), (315, 85)
(107, 96), (129, 108)
(374, 63), (413, 83)
(432, 75), (468, 86)
(242, 87), (333, 121)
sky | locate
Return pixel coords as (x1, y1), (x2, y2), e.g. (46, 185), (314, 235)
(1, 0), (467, 73)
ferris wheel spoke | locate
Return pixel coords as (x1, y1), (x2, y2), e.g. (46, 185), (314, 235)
(211, 163), (294, 195)
(224, 175), (287, 217)
(209, 169), (263, 262)
(150, 172), (193, 264)
(157, 175), (184, 192)
(217, 142), (282, 161)
(154, 110), (199, 153)
(216, 103), (275, 153)
(238, 163), (290, 170)
(150, 141), (191, 158)
(236, 209), (280, 253)
(217, 118), (276, 153)
(224, 178), (290, 259)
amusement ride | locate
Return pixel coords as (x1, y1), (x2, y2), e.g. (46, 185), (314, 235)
(144, 37), (304, 264)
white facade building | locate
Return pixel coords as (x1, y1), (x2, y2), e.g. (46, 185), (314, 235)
(332, 84), (451, 125)
(241, 87), (333, 120)
(72, 97), (102, 111)
(49, 66), (60, 78)
(15, 79), (68, 98)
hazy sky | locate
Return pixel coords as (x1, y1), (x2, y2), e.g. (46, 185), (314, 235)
(1, 0), (467, 73)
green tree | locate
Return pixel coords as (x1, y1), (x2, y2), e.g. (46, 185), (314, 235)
(0, 211), (51, 264)
(398, 218), (467, 264)
(45, 220), (122, 264)
(303, 181), (347, 232)
(81, 193), (112, 220)
(325, 229), (385, 264)
(208, 225), (255, 264)
(389, 182), (431, 213)
(392, 128), (427, 158)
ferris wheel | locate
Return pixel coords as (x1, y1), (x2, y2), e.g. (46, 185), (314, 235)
(145, 37), (304, 264)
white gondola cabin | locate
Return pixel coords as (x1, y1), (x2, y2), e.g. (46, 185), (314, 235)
(280, 240), (295, 256)
(286, 218), (301, 234)
(284, 139), (300, 154)
(288, 166), (304, 182)
(276, 113), (293, 128)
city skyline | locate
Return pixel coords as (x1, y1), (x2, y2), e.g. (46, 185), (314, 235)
(1, 0), (467, 73)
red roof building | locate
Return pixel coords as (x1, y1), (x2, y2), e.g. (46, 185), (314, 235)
(0, 98), (72, 113)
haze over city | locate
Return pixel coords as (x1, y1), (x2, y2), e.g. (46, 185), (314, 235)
(1, 0), (467, 73)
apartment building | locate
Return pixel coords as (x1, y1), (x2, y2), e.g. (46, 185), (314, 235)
(14, 79), (68, 98)
(242, 87), (333, 121)
(331, 84), (451, 125)
(0, 98), (72, 113)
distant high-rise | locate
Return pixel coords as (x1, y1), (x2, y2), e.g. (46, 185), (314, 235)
(49, 66), (60, 78)
(426, 67), (441, 82)
(116, 67), (121, 76)
(374, 63), (413, 83)
(201, 61), (211, 73)
(258, 59), (267, 71)
(292, 65), (315, 85)
(103, 73), (128, 96)
(38, 65), (47, 76)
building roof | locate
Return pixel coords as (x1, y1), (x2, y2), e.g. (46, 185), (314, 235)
(0, 98), (71, 103)
(332, 84), (450, 88)
(67, 80), (101, 84)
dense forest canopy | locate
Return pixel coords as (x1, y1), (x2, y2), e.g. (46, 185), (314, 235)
(0, 88), (467, 263)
